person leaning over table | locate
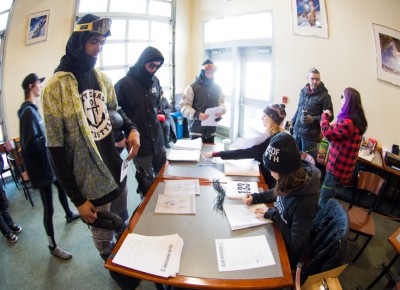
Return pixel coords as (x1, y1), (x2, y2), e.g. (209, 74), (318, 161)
(41, 14), (141, 288)
(242, 132), (320, 268)
(180, 59), (226, 143)
(319, 87), (368, 207)
(203, 103), (286, 189)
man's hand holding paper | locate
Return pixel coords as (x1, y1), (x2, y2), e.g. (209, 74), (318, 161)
(201, 106), (222, 126)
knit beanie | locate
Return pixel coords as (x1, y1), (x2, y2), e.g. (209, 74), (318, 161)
(263, 104), (286, 125)
(263, 133), (301, 174)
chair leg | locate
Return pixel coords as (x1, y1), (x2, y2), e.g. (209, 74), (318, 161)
(366, 254), (399, 289)
(23, 187), (34, 207)
(26, 188), (34, 207)
(351, 236), (372, 264)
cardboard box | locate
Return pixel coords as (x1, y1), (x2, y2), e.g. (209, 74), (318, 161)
(302, 264), (348, 290)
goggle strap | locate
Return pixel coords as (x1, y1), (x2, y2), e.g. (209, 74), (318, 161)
(74, 23), (93, 32)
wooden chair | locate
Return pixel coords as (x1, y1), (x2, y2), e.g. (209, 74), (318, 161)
(6, 154), (35, 207)
(0, 143), (19, 188)
(347, 171), (386, 264)
(301, 151), (316, 166)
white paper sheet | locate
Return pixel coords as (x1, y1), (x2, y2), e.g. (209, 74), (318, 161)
(230, 127), (268, 149)
(113, 234), (184, 278)
(223, 204), (272, 230)
(167, 149), (201, 162)
(226, 180), (259, 200)
(164, 179), (200, 196)
(224, 159), (260, 176)
(201, 107), (222, 126)
(174, 138), (203, 151)
(215, 235), (275, 271)
(155, 194), (196, 214)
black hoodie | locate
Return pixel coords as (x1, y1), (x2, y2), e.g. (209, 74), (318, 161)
(115, 46), (165, 157)
(18, 101), (55, 189)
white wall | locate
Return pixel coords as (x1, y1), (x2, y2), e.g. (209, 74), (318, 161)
(185, 0), (400, 149)
(3, 0), (400, 149)
(3, 0), (76, 139)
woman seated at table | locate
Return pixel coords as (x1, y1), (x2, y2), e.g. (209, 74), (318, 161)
(203, 103), (286, 188)
(243, 133), (320, 268)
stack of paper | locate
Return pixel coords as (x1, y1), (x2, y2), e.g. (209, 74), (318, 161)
(223, 159), (259, 176)
(223, 203), (272, 230)
(358, 148), (375, 162)
(113, 233), (184, 278)
(164, 179), (200, 196)
(226, 180), (258, 199)
(173, 138), (202, 151)
(167, 149), (201, 162)
(154, 194), (196, 214)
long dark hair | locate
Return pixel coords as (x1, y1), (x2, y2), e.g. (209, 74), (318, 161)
(337, 87), (368, 134)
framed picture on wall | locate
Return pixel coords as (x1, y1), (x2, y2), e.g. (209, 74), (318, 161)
(26, 10), (50, 45)
(291, 0), (328, 38)
(373, 23), (400, 87)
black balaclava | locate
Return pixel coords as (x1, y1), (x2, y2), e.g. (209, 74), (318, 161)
(127, 46), (164, 88)
(197, 59), (215, 86)
(54, 14), (110, 75)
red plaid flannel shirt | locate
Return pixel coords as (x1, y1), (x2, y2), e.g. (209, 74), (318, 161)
(320, 114), (362, 185)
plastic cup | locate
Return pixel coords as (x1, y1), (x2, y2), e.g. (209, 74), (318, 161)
(223, 139), (231, 151)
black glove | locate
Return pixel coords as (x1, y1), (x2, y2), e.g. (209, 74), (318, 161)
(300, 115), (314, 124)
(289, 125), (294, 135)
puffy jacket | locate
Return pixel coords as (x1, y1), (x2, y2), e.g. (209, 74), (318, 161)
(292, 82), (333, 142)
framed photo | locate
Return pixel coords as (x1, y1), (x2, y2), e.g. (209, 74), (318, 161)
(26, 10), (50, 45)
(291, 0), (328, 38)
(372, 23), (400, 87)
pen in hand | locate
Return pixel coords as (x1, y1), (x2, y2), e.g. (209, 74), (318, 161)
(242, 193), (253, 205)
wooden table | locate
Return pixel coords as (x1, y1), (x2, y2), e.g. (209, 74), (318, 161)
(105, 178), (293, 289)
(366, 227), (400, 289)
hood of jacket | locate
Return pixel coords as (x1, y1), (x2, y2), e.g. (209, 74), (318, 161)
(54, 14), (106, 74)
(18, 101), (38, 118)
(289, 160), (321, 197)
(127, 46), (164, 87)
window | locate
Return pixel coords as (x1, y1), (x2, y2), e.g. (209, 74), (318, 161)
(204, 12), (274, 139)
(0, 0), (14, 141)
(76, 0), (174, 98)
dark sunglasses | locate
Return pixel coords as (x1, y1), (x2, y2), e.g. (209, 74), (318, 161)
(148, 62), (162, 70)
(341, 94), (345, 99)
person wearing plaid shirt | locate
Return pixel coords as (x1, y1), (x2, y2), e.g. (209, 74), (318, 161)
(319, 87), (368, 207)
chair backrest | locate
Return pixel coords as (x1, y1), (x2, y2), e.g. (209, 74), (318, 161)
(301, 151), (316, 166)
(7, 155), (30, 182)
(298, 199), (349, 284)
(356, 171), (385, 196)
(349, 171), (386, 213)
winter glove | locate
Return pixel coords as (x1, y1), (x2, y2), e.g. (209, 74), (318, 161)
(263, 207), (278, 221)
(300, 115), (314, 124)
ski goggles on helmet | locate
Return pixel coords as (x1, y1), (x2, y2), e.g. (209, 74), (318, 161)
(75, 18), (112, 35)
(201, 63), (218, 72)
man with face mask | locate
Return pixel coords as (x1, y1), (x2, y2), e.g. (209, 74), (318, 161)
(114, 46), (166, 197)
(42, 14), (141, 289)
(181, 59), (226, 144)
